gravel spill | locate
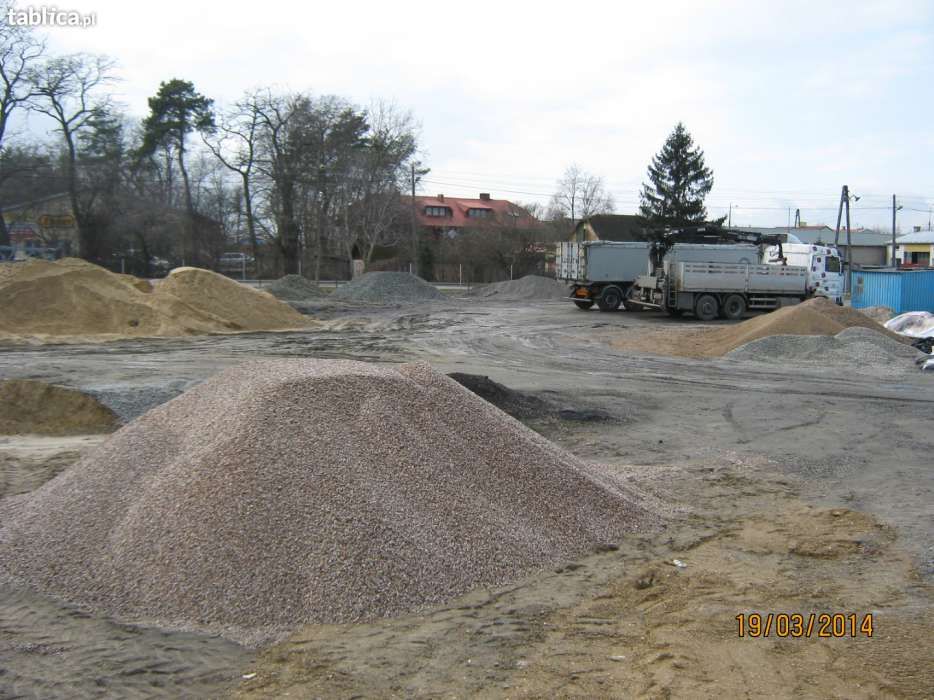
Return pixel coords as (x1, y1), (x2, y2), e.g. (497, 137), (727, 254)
(83, 381), (196, 423)
(468, 275), (568, 301)
(265, 275), (326, 301)
(0, 360), (660, 646)
(329, 272), (445, 304)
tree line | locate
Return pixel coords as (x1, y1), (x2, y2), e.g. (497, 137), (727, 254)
(1, 3), (718, 280)
(0, 5), (421, 278)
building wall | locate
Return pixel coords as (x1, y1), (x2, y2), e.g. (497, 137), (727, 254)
(3, 196), (80, 255)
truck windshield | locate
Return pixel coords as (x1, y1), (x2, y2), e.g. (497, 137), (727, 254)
(825, 257), (841, 273)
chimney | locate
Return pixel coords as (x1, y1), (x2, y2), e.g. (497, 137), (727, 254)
(437, 194), (444, 202)
(479, 192), (491, 201)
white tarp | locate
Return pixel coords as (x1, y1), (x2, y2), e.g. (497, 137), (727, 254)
(884, 311), (934, 339)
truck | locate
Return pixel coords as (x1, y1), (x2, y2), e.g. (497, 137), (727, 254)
(557, 226), (843, 319)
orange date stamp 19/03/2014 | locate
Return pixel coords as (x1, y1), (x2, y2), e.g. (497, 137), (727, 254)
(736, 613), (874, 639)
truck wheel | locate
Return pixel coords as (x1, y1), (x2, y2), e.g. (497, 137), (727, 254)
(574, 300), (594, 310)
(720, 294), (746, 320)
(597, 286), (623, 312)
(694, 294), (719, 321)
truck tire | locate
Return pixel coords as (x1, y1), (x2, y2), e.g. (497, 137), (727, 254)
(720, 294), (746, 320)
(694, 294), (719, 321)
(574, 300), (594, 310)
(597, 286), (623, 312)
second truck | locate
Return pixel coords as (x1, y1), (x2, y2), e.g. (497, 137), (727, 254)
(557, 226), (843, 320)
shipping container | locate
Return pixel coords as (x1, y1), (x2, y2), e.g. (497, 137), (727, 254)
(851, 269), (934, 313)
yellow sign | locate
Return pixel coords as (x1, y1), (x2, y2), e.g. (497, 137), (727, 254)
(37, 214), (75, 227)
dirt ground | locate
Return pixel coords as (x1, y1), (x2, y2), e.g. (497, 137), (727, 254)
(0, 298), (931, 698)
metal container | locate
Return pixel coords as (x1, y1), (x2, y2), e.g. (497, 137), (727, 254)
(851, 269), (934, 313)
(556, 241), (652, 283)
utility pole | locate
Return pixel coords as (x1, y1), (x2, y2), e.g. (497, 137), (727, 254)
(410, 163), (418, 277)
(728, 203), (732, 227)
(834, 187), (845, 246)
(844, 189), (852, 295)
(794, 208), (801, 228)
(892, 194), (897, 268)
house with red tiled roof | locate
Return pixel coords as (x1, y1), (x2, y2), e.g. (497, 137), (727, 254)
(409, 192), (538, 236)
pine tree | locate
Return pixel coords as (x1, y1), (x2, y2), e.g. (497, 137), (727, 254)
(639, 123), (714, 226)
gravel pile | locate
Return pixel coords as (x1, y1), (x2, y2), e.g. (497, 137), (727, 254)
(468, 275), (568, 301)
(447, 373), (552, 419)
(857, 305), (895, 324)
(0, 360), (658, 646)
(330, 272), (445, 304)
(265, 275), (326, 301)
(726, 326), (923, 371)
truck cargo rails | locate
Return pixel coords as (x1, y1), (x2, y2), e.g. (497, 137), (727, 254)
(556, 240), (653, 311)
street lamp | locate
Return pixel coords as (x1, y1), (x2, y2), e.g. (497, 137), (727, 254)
(728, 203), (739, 228)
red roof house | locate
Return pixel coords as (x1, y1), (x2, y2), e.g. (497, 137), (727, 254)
(407, 193), (538, 235)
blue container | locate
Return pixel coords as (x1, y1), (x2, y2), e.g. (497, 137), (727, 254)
(851, 269), (934, 313)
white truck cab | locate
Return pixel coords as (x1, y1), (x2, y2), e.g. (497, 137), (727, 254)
(763, 242), (843, 304)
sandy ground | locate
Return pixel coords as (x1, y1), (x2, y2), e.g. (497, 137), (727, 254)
(0, 298), (931, 698)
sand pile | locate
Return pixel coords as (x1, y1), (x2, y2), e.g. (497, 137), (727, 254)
(469, 275), (568, 301)
(0, 360), (657, 645)
(0, 259), (309, 343)
(264, 274), (326, 301)
(726, 327), (923, 372)
(158, 267), (308, 331)
(612, 298), (908, 359)
(0, 379), (118, 435)
(330, 272), (444, 304)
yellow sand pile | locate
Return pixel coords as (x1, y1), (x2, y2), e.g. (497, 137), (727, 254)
(158, 267), (306, 332)
(0, 379), (118, 435)
(612, 298), (907, 359)
(0, 258), (309, 343)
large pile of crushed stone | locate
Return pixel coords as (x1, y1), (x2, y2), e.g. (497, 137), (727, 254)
(0, 379), (118, 435)
(469, 275), (568, 301)
(330, 272), (444, 304)
(0, 360), (658, 646)
(612, 298), (908, 359)
(0, 259), (309, 343)
(265, 274), (326, 301)
(726, 326), (923, 372)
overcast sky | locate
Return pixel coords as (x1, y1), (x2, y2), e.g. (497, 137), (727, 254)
(27, 0), (934, 231)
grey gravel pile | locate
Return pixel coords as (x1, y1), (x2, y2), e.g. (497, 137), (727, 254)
(726, 326), (923, 372)
(265, 274), (326, 301)
(469, 275), (568, 300)
(0, 360), (657, 646)
(330, 272), (444, 304)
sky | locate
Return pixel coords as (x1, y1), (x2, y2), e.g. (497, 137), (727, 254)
(19, 0), (934, 231)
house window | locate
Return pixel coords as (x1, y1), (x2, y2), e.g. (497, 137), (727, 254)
(425, 206), (450, 217)
(467, 208), (492, 219)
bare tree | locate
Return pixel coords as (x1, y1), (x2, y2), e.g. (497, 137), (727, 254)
(202, 90), (262, 259)
(340, 100), (418, 266)
(549, 164), (614, 225)
(28, 53), (116, 257)
(0, 5), (44, 243)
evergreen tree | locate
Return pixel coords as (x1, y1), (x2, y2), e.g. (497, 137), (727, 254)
(140, 79), (215, 217)
(639, 122), (714, 226)
(140, 79), (214, 264)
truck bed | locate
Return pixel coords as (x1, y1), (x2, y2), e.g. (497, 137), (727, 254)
(675, 262), (807, 294)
